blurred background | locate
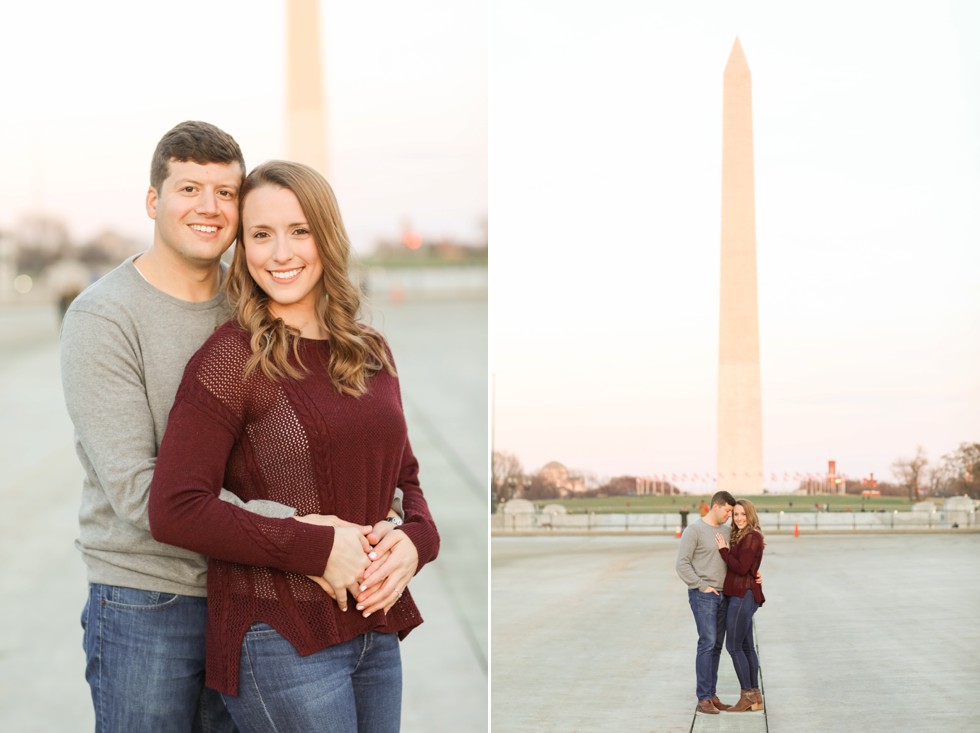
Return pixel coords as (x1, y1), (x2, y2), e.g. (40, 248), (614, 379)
(0, 0), (487, 305)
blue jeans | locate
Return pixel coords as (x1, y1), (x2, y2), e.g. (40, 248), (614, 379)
(222, 624), (402, 732)
(688, 588), (728, 701)
(81, 583), (236, 733)
(726, 590), (760, 690)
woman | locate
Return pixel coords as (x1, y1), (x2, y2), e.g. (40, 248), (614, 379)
(714, 499), (765, 713)
(148, 160), (439, 731)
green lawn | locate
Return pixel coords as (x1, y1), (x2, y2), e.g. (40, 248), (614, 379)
(532, 493), (930, 514)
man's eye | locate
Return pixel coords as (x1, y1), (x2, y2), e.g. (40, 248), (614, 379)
(219, 190), (236, 198)
(183, 186), (196, 193)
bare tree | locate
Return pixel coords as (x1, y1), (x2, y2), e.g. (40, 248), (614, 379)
(524, 474), (561, 500)
(599, 476), (637, 496)
(491, 451), (524, 506)
(936, 443), (980, 499)
(924, 465), (946, 497)
(892, 446), (928, 502)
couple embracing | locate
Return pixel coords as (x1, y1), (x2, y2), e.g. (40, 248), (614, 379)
(61, 121), (439, 732)
(675, 490), (766, 715)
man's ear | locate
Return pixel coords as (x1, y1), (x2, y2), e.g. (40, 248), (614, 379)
(146, 186), (159, 220)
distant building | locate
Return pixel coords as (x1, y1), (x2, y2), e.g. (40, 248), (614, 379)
(536, 461), (585, 496)
(633, 477), (676, 496)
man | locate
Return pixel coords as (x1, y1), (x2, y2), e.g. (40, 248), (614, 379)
(61, 121), (282, 730)
(675, 490), (736, 715)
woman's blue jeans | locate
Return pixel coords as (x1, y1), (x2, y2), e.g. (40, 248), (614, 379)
(222, 624), (402, 733)
(688, 588), (728, 701)
(725, 590), (760, 690)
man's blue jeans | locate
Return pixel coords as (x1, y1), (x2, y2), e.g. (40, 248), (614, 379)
(81, 583), (236, 733)
(688, 588), (728, 701)
(726, 590), (760, 690)
(221, 624), (402, 732)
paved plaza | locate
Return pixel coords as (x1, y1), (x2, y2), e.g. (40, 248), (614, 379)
(492, 532), (980, 732)
(0, 299), (487, 732)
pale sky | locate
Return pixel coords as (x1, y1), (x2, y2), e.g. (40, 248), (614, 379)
(0, 0), (487, 253)
(490, 0), (980, 491)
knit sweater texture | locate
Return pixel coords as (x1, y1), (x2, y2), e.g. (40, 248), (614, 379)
(719, 530), (766, 605)
(62, 258), (228, 594)
(61, 257), (296, 596)
(675, 518), (731, 592)
(148, 321), (440, 695)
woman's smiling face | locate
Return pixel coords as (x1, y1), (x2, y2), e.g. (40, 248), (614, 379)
(733, 505), (748, 529)
(241, 184), (324, 327)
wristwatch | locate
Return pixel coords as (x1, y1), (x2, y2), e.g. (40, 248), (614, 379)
(384, 516), (404, 526)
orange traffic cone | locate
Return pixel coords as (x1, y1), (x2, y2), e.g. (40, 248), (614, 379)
(675, 525), (682, 538)
(794, 523), (799, 537)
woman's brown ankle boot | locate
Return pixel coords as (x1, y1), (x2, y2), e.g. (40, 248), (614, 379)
(727, 690), (755, 713)
(749, 688), (764, 710)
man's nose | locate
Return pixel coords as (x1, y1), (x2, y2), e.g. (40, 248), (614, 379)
(196, 190), (219, 214)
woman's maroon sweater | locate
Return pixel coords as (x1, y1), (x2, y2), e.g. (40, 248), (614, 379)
(149, 322), (439, 695)
(719, 530), (765, 605)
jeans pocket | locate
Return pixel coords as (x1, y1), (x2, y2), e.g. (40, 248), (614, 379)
(101, 585), (181, 611)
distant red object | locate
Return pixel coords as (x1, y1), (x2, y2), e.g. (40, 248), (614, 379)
(402, 230), (423, 250)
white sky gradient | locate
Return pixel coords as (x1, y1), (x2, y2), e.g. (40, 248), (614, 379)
(490, 0), (980, 490)
(0, 0), (487, 253)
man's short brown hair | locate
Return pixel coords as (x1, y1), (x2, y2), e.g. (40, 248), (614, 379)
(710, 490), (736, 507)
(149, 121), (245, 191)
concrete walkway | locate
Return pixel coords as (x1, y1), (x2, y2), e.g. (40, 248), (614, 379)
(0, 300), (487, 732)
(492, 533), (980, 732)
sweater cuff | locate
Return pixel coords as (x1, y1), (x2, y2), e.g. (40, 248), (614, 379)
(399, 522), (439, 570)
(288, 522), (335, 576)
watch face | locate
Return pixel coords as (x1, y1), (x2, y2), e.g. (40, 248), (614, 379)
(386, 516), (404, 526)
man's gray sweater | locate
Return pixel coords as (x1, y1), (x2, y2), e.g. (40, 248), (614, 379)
(675, 517), (731, 592)
(60, 257), (292, 596)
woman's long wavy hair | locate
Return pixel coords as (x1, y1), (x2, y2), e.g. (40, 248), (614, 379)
(225, 160), (394, 397)
(730, 499), (764, 546)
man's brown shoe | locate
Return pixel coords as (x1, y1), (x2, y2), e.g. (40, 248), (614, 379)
(697, 699), (720, 714)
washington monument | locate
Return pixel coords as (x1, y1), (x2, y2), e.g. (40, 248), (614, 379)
(286, 0), (328, 175)
(718, 38), (763, 495)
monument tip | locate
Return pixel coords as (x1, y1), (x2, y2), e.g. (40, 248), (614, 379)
(725, 36), (749, 75)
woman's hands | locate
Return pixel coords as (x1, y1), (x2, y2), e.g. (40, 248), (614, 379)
(356, 529), (419, 617)
(295, 515), (373, 611)
(294, 513), (416, 615)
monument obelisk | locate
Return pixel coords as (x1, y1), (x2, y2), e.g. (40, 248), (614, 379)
(717, 38), (763, 495)
(286, 0), (328, 175)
